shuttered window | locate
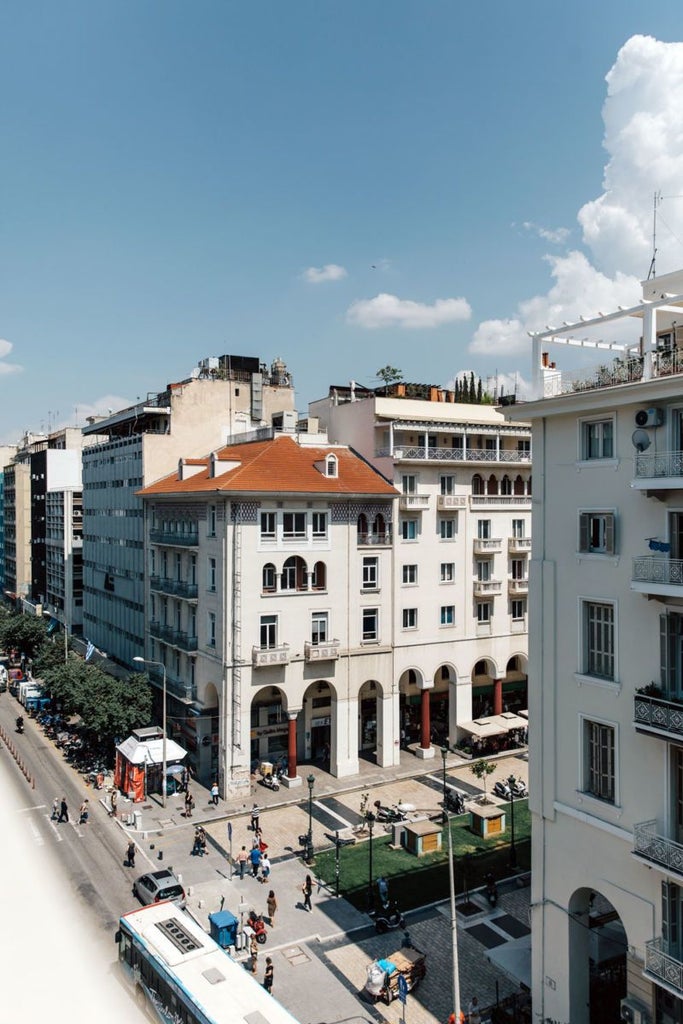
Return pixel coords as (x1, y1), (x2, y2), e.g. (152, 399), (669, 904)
(660, 613), (683, 697)
(583, 601), (615, 680)
(578, 512), (615, 554)
(584, 720), (615, 802)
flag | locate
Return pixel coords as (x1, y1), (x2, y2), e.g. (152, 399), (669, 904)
(85, 641), (95, 662)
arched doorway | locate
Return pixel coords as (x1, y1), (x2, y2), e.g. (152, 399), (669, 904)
(431, 664), (455, 746)
(250, 686), (288, 771)
(503, 655), (528, 713)
(306, 680), (333, 767)
(399, 668), (427, 747)
(471, 658), (497, 718)
(568, 888), (627, 1024)
(358, 679), (380, 759)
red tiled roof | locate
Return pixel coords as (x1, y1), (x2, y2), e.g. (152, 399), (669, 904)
(140, 435), (397, 497)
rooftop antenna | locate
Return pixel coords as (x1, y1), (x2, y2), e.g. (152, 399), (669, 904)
(647, 190), (662, 280)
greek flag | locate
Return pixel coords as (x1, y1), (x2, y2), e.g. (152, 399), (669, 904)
(85, 640), (95, 662)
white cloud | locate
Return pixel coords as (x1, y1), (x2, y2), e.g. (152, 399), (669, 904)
(301, 264), (348, 284)
(470, 35), (683, 360)
(347, 292), (471, 329)
(0, 338), (22, 376)
(521, 221), (571, 245)
(70, 394), (133, 427)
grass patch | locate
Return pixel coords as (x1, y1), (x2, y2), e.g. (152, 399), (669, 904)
(314, 801), (531, 912)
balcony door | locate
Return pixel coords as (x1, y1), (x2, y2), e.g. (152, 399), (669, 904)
(663, 880), (683, 960)
(670, 511), (683, 560)
(675, 748), (683, 847)
(661, 613), (683, 700)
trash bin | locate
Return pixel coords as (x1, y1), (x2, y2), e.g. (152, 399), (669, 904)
(209, 911), (239, 950)
(133, 810), (142, 831)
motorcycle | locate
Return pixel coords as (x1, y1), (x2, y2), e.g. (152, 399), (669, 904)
(512, 778), (528, 798)
(15, 716), (24, 734)
(260, 772), (279, 792)
(485, 873), (498, 907)
(493, 779), (512, 801)
(445, 790), (466, 815)
(373, 801), (408, 824)
(247, 910), (268, 944)
(371, 900), (406, 934)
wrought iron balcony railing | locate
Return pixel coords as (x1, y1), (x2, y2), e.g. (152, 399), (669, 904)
(645, 936), (683, 997)
(634, 820), (683, 878)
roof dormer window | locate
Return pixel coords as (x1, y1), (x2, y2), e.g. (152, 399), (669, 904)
(325, 454), (338, 478)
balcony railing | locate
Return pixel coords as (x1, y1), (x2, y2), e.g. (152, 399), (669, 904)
(399, 494), (430, 511)
(632, 556), (683, 594)
(357, 530), (392, 547)
(376, 446), (531, 464)
(634, 450), (683, 481)
(149, 576), (199, 600)
(148, 665), (196, 704)
(473, 537), (502, 554)
(469, 495), (531, 508)
(304, 640), (340, 662)
(508, 537), (532, 553)
(150, 529), (199, 547)
(508, 578), (529, 594)
(175, 631), (198, 653)
(149, 621), (198, 652)
(437, 494), (467, 510)
(634, 692), (683, 740)
(252, 644), (290, 667)
(634, 820), (683, 878)
(645, 936), (683, 997)
(473, 579), (502, 597)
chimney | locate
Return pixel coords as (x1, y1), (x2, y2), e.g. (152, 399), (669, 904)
(397, 382), (406, 397)
(429, 386), (439, 402)
(541, 352), (549, 368)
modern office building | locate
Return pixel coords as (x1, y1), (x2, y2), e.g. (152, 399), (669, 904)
(519, 268), (683, 1024)
(309, 382), (532, 752)
(81, 355), (296, 670)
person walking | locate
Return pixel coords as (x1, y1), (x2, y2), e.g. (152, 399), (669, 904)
(263, 956), (274, 994)
(51, 797), (59, 820)
(58, 796), (69, 823)
(250, 803), (260, 831)
(259, 853), (271, 884)
(266, 890), (277, 926)
(468, 996), (481, 1024)
(211, 781), (219, 806)
(109, 790), (118, 818)
(302, 874), (313, 912)
(237, 846), (248, 879)
(250, 844), (261, 878)
(186, 792), (195, 818)
(79, 799), (89, 824)
(127, 840), (136, 868)
(250, 933), (258, 975)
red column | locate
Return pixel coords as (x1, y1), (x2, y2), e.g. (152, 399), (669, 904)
(420, 689), (431, 749)
(493, 678), (503, 716)
(287, 714), (298, 779)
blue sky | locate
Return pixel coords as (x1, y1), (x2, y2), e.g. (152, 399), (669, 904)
(2, 2), (683, 440)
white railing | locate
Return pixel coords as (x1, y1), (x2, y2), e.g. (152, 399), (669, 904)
(437, 494), (467, 509)
(473, 579), (502, 596)
(508, 537), (532, 552)
(399, 494), (430, 510)
(508, 578), (529, 594)
(473, 538), (502, 553)
(304, 640), (340, 662)
(376, 446), (531, 463)
(634, 451), (683, 479)
(252, 645), (289, 667)
(470, 495), (531, 507)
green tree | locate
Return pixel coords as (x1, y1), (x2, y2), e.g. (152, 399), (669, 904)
(0, 613), (48, 658)
(33, 637), (70, 678)
(79, 670), (152, 749)
(470, 758), (496, 803)
(476, 377), (483, 404)
(469, 372), (476, 403)
(375, 365), (403, 395)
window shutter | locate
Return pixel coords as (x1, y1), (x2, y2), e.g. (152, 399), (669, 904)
(579, 513), (589, 552)
(660, 613), (682, 694)
(604, 514), (615, 555)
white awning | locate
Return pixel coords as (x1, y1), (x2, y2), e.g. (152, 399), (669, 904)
(518, 709), (529, 719)
(459, 718), (506, 738)
(116, 735), (187, 765)
(492, 712), (527, 731)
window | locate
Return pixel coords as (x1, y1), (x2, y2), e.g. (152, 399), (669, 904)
(512, 519), (525, 539)
(174, 552), (182, 581)
(311, 611), (328, 644)
(312, 561), (326, 590)
(260, 512), (276, 539)
(440, 562), (455, 582)
(207, 611), (216, 648)
(581, 418), (614, 460)
(208, 504), (216, 537)
(325, 455), (338, 478)
(260, 615), (277, 649)
(478, 519), (491, 540)
(583, 719), (616, 803)
(582, 600), (615, 680)
(402, 564), (418, 585)
(362, 608), (378, 641)
(283, 512), (306, 538)
(401, 519), (418, 541)
(579, 512), (615, 555)
(511, 558), (525, 581)
(362, 556), (378, 590)
(477, 602), (492, 623)
(511, 599), (526, 620)
(402, 608), (418, 630)
(440, 605), (455, 625)
(439, 518), (456, 540)
(262, 563), (276, 592)
(312, 512), (328, 539)
(208, 557), (217, 591)
(440, 475), (455, 495)
(190, 554), (197, 585)
(501, 475), (512, 496)
(402, 474), (417, 494)
(477, 560), (491, 582)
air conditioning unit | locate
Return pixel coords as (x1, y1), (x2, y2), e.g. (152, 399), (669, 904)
(620, 996), (651, 1024)
(635, 408), (664, 428)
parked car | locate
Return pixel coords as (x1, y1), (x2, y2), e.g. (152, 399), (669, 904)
(133, 870), (186, 910)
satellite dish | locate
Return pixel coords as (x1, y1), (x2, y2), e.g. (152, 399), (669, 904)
(632, 429), (651, 453)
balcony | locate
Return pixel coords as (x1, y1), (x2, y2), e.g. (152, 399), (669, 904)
(633, 450), (683, 490)
(473, 537), (502, 554)
(632, 556), (683, 598)
(304, 640), (340, 662)
(634, 691), (683, 741)
(399, 494), (430, 511)
(437, 494), (467, 510)
(252, 644), (290, 667)
(473, 578), (502, 597)
(508, 578), (529, 595)
(357, 529), (392, 547)
(148, 665), (196, 704)
(150, 576), (199, 600)
(175, 630), (198, 653)
(508, 536), (532, 554)
(633, 820), (683, 880)
(377, 446), (531, 464)
(150, 529), (199, 547)
(645, 936), (683, 998)
(149, 621), (198, 653)
(469, 495), (531, 508)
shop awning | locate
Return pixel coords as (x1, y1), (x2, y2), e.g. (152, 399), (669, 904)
(459, 717), (507, 739)
(492, 712), (527, 732)
(518, 709), (529, 719)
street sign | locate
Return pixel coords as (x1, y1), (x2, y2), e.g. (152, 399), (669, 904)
(398, 975), (408, 1004)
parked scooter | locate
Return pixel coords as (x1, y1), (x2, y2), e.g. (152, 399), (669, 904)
(15, 715), (24, 734)
(373, 801), (408, 824)
(371, 900), (406, 934)
(260, 772), (279, 792)
(445, 790), (466, 815)
(493, 779), (512, 801)
(247, 910), (268, 944)
(511, 778), (528, 798)
(485, 873), (498, 907)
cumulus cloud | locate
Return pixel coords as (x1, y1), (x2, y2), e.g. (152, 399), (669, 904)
(301, 264), (348, 284)
(470, 35), (683, 360)
(521, 221), (571, 245)
(0, 338), (22, 376)
(347, 293), (472, 329)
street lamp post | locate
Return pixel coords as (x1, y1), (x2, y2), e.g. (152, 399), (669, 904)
(306, 773), (315, 864)
(508, 773), (517, 869)
(334, 830), (341, 898)
(366, 810), (376, 913)
(444, 776), (462, 1023)
(441, 745), (449, 824)
(134, 656), (167, 809)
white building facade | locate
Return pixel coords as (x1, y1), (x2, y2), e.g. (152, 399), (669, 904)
(521, 269), (683, 1024)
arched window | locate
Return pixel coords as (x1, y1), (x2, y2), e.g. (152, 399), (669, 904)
(282, 556), (308, 591)
(357, 513), (368, 540)
(487, 474), (498, 495)
(500, 475), (512, 495)
(373, 513), (386, 541)
(514, 474), (525, 495)
(312, 561), (326, 590)
(262, 563), (276, 593)
(472, 474), (484, 495)
(527, 475), (532, 495)
(325, 454), (338, 477)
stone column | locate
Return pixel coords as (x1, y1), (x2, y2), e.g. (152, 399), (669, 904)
(493, 678), (503, 716)
(415, 687), (435, 760)
(281, 711), (303, 789)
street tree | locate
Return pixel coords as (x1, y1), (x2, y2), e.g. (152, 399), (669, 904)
(470, 758), (496, 803)
(78, 670), (152, 750)
(0, 613), (48, 659)
(376, 365), (403, 395)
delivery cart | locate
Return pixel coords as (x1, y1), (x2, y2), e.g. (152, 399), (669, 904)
(365, 946), (426, 1004)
